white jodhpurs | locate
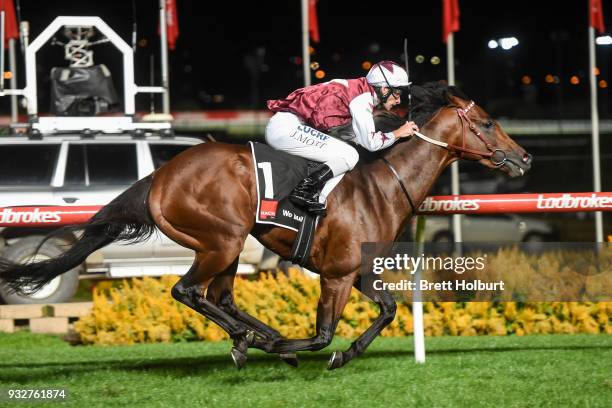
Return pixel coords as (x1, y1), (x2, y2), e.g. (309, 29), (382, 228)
(265, 112), (359, 177)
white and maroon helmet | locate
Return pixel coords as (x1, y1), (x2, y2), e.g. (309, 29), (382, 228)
(366, 60), (410, 88)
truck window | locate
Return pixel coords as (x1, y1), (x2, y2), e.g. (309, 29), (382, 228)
(0, 145), (60, 185)
(65, 144), (137, 186)
(88, 144), (137, 185)
(149, 144), (191, 169)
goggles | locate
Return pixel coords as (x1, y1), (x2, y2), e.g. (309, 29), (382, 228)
(389, 88), (403, 97)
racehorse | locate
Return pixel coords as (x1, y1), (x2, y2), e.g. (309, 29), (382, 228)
(0, 82), (532, 370)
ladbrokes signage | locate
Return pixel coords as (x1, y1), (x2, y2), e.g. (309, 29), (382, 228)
(418, 196), (480, 213)
(0, 208), (62, 224)
(417, 192), (612, 214)
(0, 206), (98, 226)
(536, 193), (612, 210)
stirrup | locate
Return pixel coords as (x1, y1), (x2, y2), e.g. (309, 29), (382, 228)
(289, 192), (320, 207)
(289, 193), (327, 216)
(307, 202), (327, 216)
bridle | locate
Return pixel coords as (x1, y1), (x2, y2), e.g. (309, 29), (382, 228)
(414, 100), (508, 168)
(381, 100), (513, 213)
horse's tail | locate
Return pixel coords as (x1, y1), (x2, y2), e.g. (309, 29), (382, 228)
(0, 175), (156, 293)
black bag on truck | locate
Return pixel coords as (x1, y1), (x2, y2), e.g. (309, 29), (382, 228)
(50, 64), (119, 116)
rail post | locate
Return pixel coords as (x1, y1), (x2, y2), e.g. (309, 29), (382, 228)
(412, 215), (426, 363)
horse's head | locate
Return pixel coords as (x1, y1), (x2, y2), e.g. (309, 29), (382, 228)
(432, 93), (532, 177)
(370, 82), (532, 177)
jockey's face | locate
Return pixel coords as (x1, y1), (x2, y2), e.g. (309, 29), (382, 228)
(381, 86), (401, 110)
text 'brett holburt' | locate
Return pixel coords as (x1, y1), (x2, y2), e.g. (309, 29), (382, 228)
(373, 279), (505, 291)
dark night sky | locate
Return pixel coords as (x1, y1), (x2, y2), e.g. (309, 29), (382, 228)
(7, 0), (612, 118)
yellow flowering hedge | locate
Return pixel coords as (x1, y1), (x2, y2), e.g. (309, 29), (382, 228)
(74, 269), (612, 345)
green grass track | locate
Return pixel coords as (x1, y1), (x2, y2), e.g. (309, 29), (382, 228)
(0, 332), (610, 407)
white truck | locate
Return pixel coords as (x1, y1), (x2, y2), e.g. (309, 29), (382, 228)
(0, 16), (280, 304)
(0, 134), (281, 304)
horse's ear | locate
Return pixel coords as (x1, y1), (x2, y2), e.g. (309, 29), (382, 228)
(446, 93), (466, 108)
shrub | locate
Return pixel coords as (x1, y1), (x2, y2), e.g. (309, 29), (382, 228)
(74, 269), (611, 345)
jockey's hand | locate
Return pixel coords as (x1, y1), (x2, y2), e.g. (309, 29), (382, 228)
(393, 121), (419, 139)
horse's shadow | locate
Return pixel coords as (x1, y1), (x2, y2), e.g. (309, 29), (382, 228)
(1, 343), (609, 384)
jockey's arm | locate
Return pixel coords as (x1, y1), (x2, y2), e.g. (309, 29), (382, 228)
(349, 93), (397, 152)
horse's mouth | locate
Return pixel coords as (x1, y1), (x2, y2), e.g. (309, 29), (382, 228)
(503, 158), (530, 178)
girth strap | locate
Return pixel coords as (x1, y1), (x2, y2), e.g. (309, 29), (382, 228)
(290, 213), (318, 266)
(381, 157), (416, 214)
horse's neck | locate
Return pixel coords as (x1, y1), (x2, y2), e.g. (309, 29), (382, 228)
(394, 138), (451, 195)
(327, 110), (455, 241)
(378, 123), (454, 232)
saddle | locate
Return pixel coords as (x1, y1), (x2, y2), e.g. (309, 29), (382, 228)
(249, 142), (341, 265)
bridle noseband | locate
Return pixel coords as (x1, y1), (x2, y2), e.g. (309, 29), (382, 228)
(447, 101), (508, 167)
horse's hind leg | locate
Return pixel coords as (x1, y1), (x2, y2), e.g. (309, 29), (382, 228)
(206, 260), (283, 343)
(327, 276), (397, 370)
(206, 259), (299, 367)
(264, 273), (356, 360)
(171, 251), (251, 369)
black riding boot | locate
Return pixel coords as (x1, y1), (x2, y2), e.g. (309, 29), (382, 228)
(289, 164), (334, 214)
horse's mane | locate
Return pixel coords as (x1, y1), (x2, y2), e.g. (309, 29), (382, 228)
(407, 81), (470, 128)
(355, 81), (470, 163)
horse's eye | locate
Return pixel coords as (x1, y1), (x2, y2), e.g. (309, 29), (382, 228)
(484, 120), (494, 129)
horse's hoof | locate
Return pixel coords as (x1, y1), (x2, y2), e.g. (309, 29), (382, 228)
(279, 353), (298, 368)
(327, 351), (344, 370)
(230, 347), (247, 369)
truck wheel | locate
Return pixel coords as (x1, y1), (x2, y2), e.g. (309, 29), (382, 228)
(0, 236), (81, 304)
(522, 233), (547, 253)
(523, 233), (546, 243)
(432, 231), (454, 254)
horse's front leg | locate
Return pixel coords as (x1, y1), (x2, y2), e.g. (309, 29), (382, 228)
(206, 260), (298, 367)
(265, 273), (356, 366)
(327, 275), (397, 369)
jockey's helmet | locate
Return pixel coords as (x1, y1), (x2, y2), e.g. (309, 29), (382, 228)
(366, 60), (410, 88)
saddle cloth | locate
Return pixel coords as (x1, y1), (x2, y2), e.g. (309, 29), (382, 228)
(249, 141), (342, 231)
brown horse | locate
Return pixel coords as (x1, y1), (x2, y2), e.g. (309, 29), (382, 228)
(0, 82), (532, 370)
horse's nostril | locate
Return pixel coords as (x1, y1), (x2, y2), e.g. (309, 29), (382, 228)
(522, 153), (532, 165)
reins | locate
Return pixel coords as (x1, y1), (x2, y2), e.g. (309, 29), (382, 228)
(381, 100), (512, 212)
(413, 100), (509, 167)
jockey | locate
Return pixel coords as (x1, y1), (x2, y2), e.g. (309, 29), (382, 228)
(265, 60), (420, 213)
